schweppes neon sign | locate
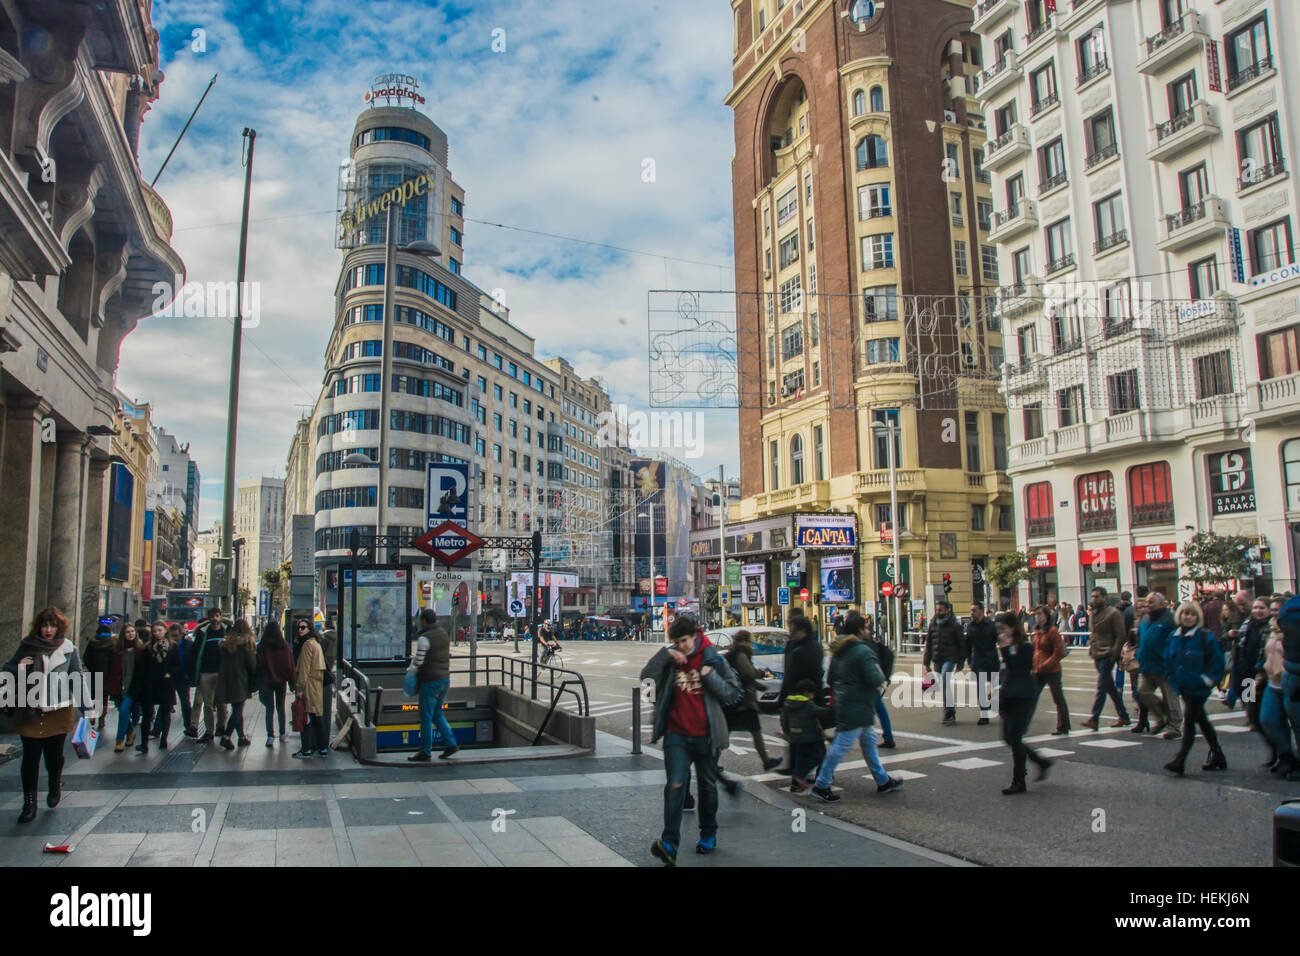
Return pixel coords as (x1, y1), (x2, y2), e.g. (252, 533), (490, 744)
(339, 169), (436, 235)
(796, 527), (856, 548)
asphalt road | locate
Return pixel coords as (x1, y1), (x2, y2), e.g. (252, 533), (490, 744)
(458, 637), (1295, 866)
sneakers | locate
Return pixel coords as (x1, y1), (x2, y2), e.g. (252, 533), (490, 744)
(316, 748), (329, 757)
(763, 757), (784, 771)
(135, 743), (148, 755)
(1081, 718), (1099, 731)
(198, 733), (213, 744)
(291, 750), (314, 759)
(683, 793), (696, 812)
(439, 746), (459, 760)
(878, 738), (897, 749)
(877, 776), (904, 794)
(220, 737), (235, 751)
(811, 785), (840, 803)
(651, 840), (678, 866)
(789, 774), (812, 794)
(1130, 721), (1148, 734)
(407, 752), (432, 762)
(695, 836), (716, 854)
(183, 727), (198, 739)
(265, 738), (274, 748)
(1162, 729), (1181, 740)
(238, 738), (251, 748)
(942, 715), (957, 727)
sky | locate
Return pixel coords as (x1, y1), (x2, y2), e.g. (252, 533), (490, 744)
(119, 0), (743, 528)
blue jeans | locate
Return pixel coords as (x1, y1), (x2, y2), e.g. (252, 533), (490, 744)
(115, 694), (136, 743)
(418, 678), (456, 754)
(663, 733), (718, 848)
(875, 697), (893, 740)
(815, 725), (888, 789)
(1091, 658), (1129, 721)
(1260, 683), (1292, 757)
(940, 660), (958, 719)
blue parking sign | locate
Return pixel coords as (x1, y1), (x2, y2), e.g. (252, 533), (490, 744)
(777, 586), (790, 606)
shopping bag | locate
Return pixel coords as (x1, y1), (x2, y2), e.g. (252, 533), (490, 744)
(72, 716), (98, 759)
(403, 665), (418, 697)
(921, 672), (937, 692)
(291, 697), (307, 732)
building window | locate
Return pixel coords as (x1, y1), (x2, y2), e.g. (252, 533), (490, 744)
(1129, 462), (1174, 527)
(807, 218), (814, 250)
(1259, 325), (1300, 380)
(776, 187), (798, 227)
(870, 86), (884, 111)
(1194, 350), (1235, 398)
(782, 369), (805, 396)
(1077, 27), (1107, 81)
(859, 183), (892, 219)
(781, 323), (804, 360)
(1167, 71), (1198, 118)
(810, 313), (819, 346)
(994, 101), (1017, 137)
(872, 409), (900, 468)
(1085, 108), (1117, 164)
(998, 505), (1013, 532)
(863, 285), (897, 322)
(852, 89), (866, 116)
(791, 434), (804, 485)
(1249, 218), (1294, 275)
(779, 275), (803, 313)
(861, 234), (895, 270)
(1051, 301), (1082, 353)
(1189, 256), (1219, 299)
(1025, 481), (1054, 538)
(965, 411), (981, 472)
(945, 143), (960, 179)
(1093, 192), (1125, 246)
(1107, 369), (1140, 414)
(770, 440), (780, 490)
(1030, 62), (1057, 112)
(1239, 114), (1284, 185)
(1023, 402), (1044, 440)
(814, 424), (824, 481)
(992, 414), (1007, 471)
(1076, 471), (1117, 533)
(1179, 162), (1209, 208)
(954, 240), (969, 277)
(855, 135), (888, 170)
(778, 232), (800, 269)
(1045, 218), (1074, 272)
(865, 337), (900, 365)
(1006, 173), (1025, 207)
(971, 504), (985, 531)
(981, 245), (999, 283)
(977, 198), (993, 232)
(1225, 15), (1272, 88)
(1057, 385), (1085, 427)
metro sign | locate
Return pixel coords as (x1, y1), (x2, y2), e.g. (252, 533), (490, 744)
(413, 520), (485, 566)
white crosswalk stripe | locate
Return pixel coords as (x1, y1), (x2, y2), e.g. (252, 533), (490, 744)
(939, 757), (1003, 770)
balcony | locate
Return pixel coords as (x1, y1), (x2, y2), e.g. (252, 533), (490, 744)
(1005, 359), (1046, 394)
(1077, 58), (1110, 89)
(854, 469), (925, 495)
(1093, 230), (1129, 256)
(1023, 17), (1062, 57)
(978, 52), (1022, 102)
(1000, 276), (1042, 318)
(1026, 517), (1056, 540)
(1138, 12), (1207, 75)
(1052, 335), (1083, 356)
(1226, 55), (1275, 95)
(1009, 438), (1045, 467)
(988, 199), (1038, 243)
(1166, 295), (1240, 344)
(1063, 0), (1106, 28)
(1084, 142), (1119, 172)
(1147, 101), (1219, 162)
(1044, 253), (1076, 276)
(1250, 371), (1300, 422)
(1038, 170), (1068, 198)
(972, 0), (1017, 33)
(1157, 196), (1228, 251)
(984, 124), (1030, 171)
(1238, 158), (1286, 194)
(752, 480), (831, 512)
(1052, 423), (1088, 455)
(1030, 91), (1060, 119)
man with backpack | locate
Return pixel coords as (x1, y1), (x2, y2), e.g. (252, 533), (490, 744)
(641, 615), (742, 865)
(810, 612), (903, 802)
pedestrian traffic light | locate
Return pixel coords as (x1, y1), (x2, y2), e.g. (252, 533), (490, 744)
(943, 573), (952, 594)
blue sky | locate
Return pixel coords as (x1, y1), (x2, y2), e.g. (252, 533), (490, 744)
(119, 0), (741, 527)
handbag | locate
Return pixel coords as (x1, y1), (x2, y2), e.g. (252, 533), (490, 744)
(1120, 642), (1140, 674)
(72, 716), (98, 759)
(291, 697), (308, 732)
(403, 665), (418, 697)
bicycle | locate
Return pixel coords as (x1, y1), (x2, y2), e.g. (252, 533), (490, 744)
(539, 644), (564, 669)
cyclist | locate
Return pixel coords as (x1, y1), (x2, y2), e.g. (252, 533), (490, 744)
(538, 620), (562, 665)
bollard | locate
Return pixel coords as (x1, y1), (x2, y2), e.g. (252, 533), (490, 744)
(1275, 800), (1300, 867)
(631, 687), (641, 755)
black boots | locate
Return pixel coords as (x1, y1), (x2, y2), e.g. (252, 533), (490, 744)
(47, 771), (62, 808)
(1131, 705), (1149, 734)
(1202, 749), (1227, 772)
(1163, 758), (1185, 776)
(18, 793), (37, 823)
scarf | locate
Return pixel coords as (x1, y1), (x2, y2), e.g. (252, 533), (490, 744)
(151, 638), (172, 664)
(19, 632), (63, 671)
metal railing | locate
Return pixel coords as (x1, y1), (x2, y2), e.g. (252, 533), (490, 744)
(1166, 199), (1208, 231)
(1227, 55), (1272, 92)
(338, 658), (374, 726)
(1156, 108), (1197, 141)
(1085, 142), (1118, 168)
(1239, 158), (1285, 192)
(1039, 171), (1068, 194)
(458, 653), (591, 718)
(1145, 13), (1189, 56)
(1094, 230), (1127, 254)
(1078, 58), (1108, 85)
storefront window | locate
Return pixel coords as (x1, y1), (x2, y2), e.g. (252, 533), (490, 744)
(1128, 462), (1174, 527)
(1285, 439), (1300, 511)
(1025, 481), (1054, 538)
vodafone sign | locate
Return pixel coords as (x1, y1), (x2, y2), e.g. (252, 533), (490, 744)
(1132, 543), (1177, 562)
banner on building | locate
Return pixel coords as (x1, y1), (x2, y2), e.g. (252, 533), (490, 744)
(794, 514), (858, 550)
(142, 510), (155, 602)
(1206, 40), (1221, 92)
(1207, 448), (1256, 514)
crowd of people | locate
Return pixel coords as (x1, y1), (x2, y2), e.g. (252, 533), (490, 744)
(2, 605), (340, 824)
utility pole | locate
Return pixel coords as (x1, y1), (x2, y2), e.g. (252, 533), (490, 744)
(376, 202), (397, 564)
(219, 128), (256, 614)
(886, 420), (902, 651)
(717, 466), (727, 628)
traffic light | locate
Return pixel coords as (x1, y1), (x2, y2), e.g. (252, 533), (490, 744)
(943, 573), (952, 594)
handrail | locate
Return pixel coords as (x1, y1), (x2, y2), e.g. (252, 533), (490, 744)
(447, 653), (591, 726)
(338, 658), (374, 727)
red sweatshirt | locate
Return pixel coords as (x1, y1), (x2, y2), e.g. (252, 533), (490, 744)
(666, 632), (710, 738)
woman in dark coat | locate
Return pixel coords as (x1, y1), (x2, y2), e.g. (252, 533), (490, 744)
(256, 621), (295, 746)
(215, 620), (257, 749)
(995, 612), (1052, 794)
(135, 623), (181, 754)
(108, 622), (144, 752)
(81, 622), (116, 733)
(723, 631), (781, 772)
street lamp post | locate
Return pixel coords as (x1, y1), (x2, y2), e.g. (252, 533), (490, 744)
(639, 504), (656, 639)
(716, 466), (727, 629)
(873, 420), (902, 651)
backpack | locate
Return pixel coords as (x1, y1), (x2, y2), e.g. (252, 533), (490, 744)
(873, 639), (895, 681)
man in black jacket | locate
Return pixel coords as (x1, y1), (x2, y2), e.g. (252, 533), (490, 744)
(965, 603), (999, 726)
(924, 601), (966, 725)
(776, 613), (824, 774)
(189, 607), (229, 743)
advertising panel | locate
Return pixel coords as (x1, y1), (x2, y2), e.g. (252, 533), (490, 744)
(794, 514), (858, 549)
(820, 554), (855, 604)
(741, 563), (767, 605)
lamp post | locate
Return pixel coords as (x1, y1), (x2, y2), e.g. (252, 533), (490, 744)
(872, 419), (902, 651)
(639, 505), (656, 637)
(716, 466), (727, 628)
